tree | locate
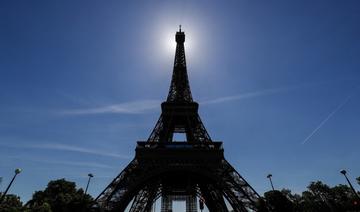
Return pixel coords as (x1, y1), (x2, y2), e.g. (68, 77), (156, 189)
(280, 189), (302, 212)
(26, 179), (93, 212)
(0, 193), (23, 212)
(255, 198), (270, 212)
(303, 181), (335, 212)
(357, 176), (360, 186)
(24, 202), (52, 212)
(331, 184), (358, 211)
(264, 190), (294, 212)
(294, 181), (360, 212)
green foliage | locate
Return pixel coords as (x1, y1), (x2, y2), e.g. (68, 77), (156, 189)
(255, 198), (269, 212)
(262, 181), (360, 212)
(301, 181), (333, 212)
(331, 184), (354, 209)
(0, 194), (23, 212)
(23, 202), (52, 212)
(280, 189), (302, 211)
(26, 179), (93, 212)
(264, 190), (294, 212)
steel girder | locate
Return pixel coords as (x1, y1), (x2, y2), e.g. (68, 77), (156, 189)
(147, 113), (212, 143)
(95, 156), (262, 212)
(129, 182), (160, 212)
(198, 184), (228, 211)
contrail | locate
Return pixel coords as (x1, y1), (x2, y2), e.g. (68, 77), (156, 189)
(201, 87), (291, 105)
(301, 95), (352, 145)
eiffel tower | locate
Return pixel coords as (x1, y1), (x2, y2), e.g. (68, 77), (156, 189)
(95, 27), (264, 212)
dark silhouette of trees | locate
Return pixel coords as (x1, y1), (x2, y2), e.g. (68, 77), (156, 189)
(0, 193), (23, 212)
(357, 176), (360, 186)
(264, 190), (294, 211)
(24, 202), (52, 212)
(262, 181), (360, 212)
(304, 181), (359, 212)
(25, 179), (93, 212)
(332, 184), (359, 211)
(280, 189), (302, 211)
(302, 181), (334, 212)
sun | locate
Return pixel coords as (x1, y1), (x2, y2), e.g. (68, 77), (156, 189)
(148, 20), (204, 76)
(162, 30), (177, 58)
(159, 25), (198, 62)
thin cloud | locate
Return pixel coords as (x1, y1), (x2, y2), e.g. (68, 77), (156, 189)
(7, 156), (114, 169)
(201, 87), (291, 105)
(33, 143), (131, 159)
(301, 95), (352, 145)
(200, 80), (348, 105)
(62, 100), (160, 115)
(60, 81), (338, 114)
(61, 87), (293, 115)
(38, 159), (114, 169)
(0, 142), (130, 159)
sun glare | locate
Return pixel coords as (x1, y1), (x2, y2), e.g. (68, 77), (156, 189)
(158, 26), (198, 62)
(149, 13), (207, 76)
(162, 30), (177, 57)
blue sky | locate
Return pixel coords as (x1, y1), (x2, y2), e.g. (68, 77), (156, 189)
(1, 0), (360, 209)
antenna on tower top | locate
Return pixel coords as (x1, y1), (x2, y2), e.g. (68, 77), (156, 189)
(179, 25), (182, 32)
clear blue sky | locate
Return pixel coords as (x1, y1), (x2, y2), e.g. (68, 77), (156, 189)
(1, 0), (360, 209)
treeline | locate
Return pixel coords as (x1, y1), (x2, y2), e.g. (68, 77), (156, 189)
(262, 180), (360, 212)
(0, 177), (359, 212)
(0, 179), (93, 212)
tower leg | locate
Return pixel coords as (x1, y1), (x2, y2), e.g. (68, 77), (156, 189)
(129, 183), (159, 212)
(186, 195), (197, 212)
(161, 195), (172, 212)
(199, 184), (228, 212)
(219, 160), (260, 212)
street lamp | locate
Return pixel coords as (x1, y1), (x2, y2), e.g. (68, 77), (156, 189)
(84, 173), (94, 195)
(340, 169), (360, 200)
(267, 174), (275, 191)
(0, 168), (22, 204)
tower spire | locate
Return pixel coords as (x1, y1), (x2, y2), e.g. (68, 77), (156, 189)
(166, 27), (193, 102)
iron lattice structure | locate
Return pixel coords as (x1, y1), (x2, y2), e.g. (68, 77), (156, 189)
(95, 28), (265, 212)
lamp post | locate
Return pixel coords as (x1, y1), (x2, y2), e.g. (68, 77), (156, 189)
(84, 173), (94, 195)
(340, 169), (360, 200)
(0, 168), (22, 204)
(267, 174), (275, 191)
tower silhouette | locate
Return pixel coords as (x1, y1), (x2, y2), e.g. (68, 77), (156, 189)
(95, 27), (263, 212)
